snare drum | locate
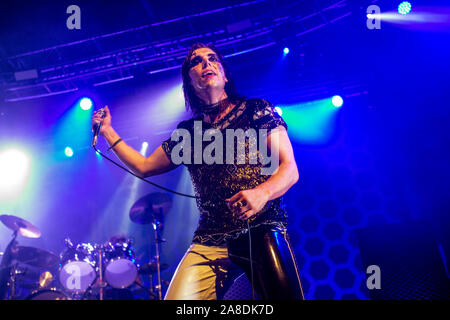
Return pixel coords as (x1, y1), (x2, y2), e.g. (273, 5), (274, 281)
(104, 239), (138, 289)
(59, 243), (97, 293)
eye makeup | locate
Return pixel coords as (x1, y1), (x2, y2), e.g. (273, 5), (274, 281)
(189, 53), (220, 69)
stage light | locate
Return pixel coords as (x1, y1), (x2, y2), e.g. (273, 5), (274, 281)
(281, 98), (340, 144)
(332, 95), (344, 108)
(95, 150), (102, 159)
(145, 81), (187, 133)
(80, 97), (93, 110)
(281, 97), (343, 145)
(398, 1), (412, 15)
(283, 47), (290, 55)
(64, 147), (74, 157)
(0, 149), (31, 193)
(53, 97), (95, 160)
(274, 106), (283, 116)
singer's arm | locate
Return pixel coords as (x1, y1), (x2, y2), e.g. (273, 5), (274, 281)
(92, 106), (176, 178)
(102, 126), (177, 178)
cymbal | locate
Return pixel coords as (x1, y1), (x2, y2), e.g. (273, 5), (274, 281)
(138, 261), (169, 275)
(129, 192), (172, 225)
(15, 246), (59, 269)
(0, 215), (41, 238)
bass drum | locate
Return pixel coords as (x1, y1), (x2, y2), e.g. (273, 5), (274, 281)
(104, 238), (138, 289)
(26, 289), (70, 300)
(59, 242), (97, 293)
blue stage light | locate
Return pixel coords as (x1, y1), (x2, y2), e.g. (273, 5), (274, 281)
(283, 47), (290, 55)
(80, 98), (93, 110)
(398, 2), (412, 15)
(281, 97), (342, 145)
(332, 95), (344, 108)
(64, 147), (74, 157)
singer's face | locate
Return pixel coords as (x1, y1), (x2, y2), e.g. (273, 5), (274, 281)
(188, 48), (228, 94)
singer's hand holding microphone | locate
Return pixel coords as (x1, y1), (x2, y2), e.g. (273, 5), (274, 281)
(92, 106), (112, 147)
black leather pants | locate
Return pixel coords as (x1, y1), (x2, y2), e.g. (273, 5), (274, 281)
(227, 224), (305, 300)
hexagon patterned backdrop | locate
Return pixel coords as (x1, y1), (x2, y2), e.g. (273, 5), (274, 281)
(284, 100), (412, 300)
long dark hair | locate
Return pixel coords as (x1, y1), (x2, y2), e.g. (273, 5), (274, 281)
(181, 42), (243, 115)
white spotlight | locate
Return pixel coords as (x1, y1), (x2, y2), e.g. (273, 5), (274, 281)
(0, 149), (31, 196)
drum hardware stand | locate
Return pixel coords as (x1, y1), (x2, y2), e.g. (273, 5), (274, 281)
(79, 244), (106, 301)
(133, 280), (157, 299)
(80, 285), (94, 300)
(9, 262), (20, 300)
(129, 192), (172, 300)
(152, 217), (162, 300)
(96, 244), (106, 301)
(149, 274), (155, 298)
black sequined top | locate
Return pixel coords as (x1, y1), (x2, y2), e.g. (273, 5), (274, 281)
(161, 98), (288, 247)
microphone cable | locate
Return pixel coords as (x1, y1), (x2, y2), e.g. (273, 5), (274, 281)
(92, 144), (198, 199)
(92, 107), (197, 199)
(247, 219), (256, 300)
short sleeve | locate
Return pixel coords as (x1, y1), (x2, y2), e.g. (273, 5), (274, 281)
(161, 134), (178, 160)
(161, 120), (191, 163)
(250, 99), (288, 132)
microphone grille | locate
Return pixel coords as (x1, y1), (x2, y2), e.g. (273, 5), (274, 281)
(97, 108), (106, 118)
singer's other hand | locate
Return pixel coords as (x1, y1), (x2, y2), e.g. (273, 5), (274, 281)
(92, 105), (112, 136)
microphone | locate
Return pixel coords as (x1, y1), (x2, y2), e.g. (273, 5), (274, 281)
(92, 108), (106, 147)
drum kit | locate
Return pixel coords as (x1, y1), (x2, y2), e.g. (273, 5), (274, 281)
(0, 192), (172, 300)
